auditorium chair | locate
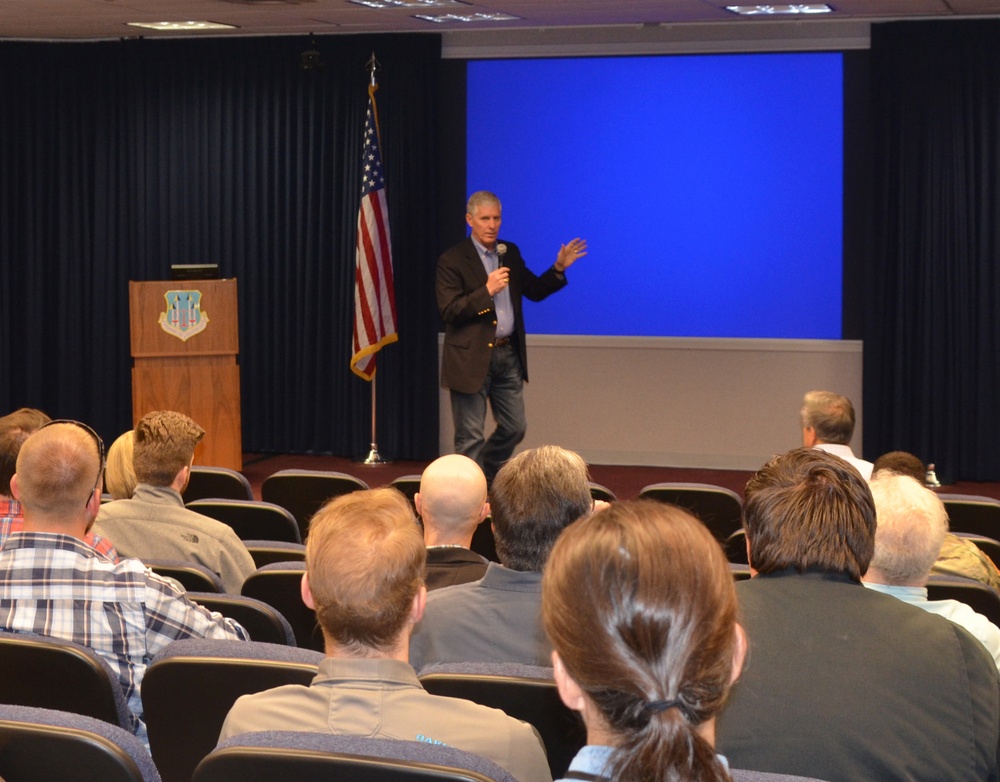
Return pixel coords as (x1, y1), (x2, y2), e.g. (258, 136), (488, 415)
(142, 638), (322, 782)
(638, 482), (743, 542)
(186, 499), (301, 543)
(417, 662), (583, 779)
(193, 732), (519, 782)
(261, 469), (369, 540)
(186, 591), (296, 646)
(940, 494), (1000, 539)
(241, 561), (323, 651)
(0, 704), (160, 782)
(0, 631), (134, 731)
(182, 466), (254, 503)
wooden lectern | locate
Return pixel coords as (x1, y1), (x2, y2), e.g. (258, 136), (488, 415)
(129, 279), (242, 470)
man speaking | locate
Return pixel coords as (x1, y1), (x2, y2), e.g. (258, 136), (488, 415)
(436, 191), (587, 483)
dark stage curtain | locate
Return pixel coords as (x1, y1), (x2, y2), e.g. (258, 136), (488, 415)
(0, 34), (442, 459)
(866, 21), (1000, 482)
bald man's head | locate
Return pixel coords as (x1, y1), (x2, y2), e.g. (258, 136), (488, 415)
(415, 455), (489, 547)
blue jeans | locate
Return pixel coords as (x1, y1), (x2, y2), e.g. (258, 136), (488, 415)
(450, 344), (527, 483)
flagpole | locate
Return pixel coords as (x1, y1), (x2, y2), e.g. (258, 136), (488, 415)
(353, 51), (394, 465)
(361, 378), (389, 464)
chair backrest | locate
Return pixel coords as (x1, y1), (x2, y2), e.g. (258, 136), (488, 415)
(731, 771), (830, 781)
(186, 499), (302, 543)
(186, 591), (296, 646)
(146, 559), (225, 593)
(240, 561), (324, 651)
(261, 469), (369, 540)
(182, 466), (254, 503)
(637, 482), (743, 542)
(390, 475), (422, 510)
(417, 662), (584, 780)
(940, 494), (1000, 539)
(194, 732), (519, 782)
(470, 517), (498, 563)
(725, 528), (749, 564)
(0, 704), (161, 782)
(142, 639), (323, 782)
(926, 573), (1000, 627)
(0, 631), (134, 731)
(243, 539), (307, 568)
(588, 482), (617, 502)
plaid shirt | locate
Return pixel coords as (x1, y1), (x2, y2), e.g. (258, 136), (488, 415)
(0, 531), (249, 747)
(0, 498), (119, 562)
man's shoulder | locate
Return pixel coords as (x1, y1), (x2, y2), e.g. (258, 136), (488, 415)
(439, 237), (474, 262)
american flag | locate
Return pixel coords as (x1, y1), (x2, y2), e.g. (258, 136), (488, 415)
(350, 82), (398, 381)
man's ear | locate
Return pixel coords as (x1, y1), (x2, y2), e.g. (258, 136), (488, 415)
(9, 474), (20, 502)
(173, 463), (191, 494)
(731, 623), (748, 684)
(479, 501), (490, 524)
(413, 493), (423, 518)
(744, 532), (758, 577)
(410, 585), (427, 625)
(301, 572), (315, 610)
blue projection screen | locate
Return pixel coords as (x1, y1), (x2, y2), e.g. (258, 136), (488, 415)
(466, 54), (843, 339)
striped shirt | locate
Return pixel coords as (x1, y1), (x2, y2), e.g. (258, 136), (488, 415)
(0, 531), (248, 746)
(0, 498), (119, 562)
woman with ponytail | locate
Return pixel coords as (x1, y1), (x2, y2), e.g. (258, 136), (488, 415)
(542, 499), (746, 782)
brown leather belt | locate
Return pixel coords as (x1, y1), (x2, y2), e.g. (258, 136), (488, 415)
(494, 337), (511, 347)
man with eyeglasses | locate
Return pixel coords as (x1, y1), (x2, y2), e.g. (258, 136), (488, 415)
(0, 408), (118, 560)
(0, 421), (249, 749)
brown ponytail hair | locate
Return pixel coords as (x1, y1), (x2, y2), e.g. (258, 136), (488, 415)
(542, 500), (739, 782)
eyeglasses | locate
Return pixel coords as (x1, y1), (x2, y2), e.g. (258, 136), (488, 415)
(40, 419), (106, 507)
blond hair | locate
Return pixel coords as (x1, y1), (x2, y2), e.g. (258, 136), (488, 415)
(306, 488), (425, 653)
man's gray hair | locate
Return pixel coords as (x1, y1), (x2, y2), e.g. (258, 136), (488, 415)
(466, 191), (501, 216)
(490, 445), (593, 573)
(800, 390), (856, 445)
(868, 472), (949, 585)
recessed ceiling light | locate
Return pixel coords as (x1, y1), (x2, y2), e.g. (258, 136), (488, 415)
(413, 11), (520, 22)
(725, 4), (833, 14)
(349, 0), (467, 7)
(126, 21), (239, 31)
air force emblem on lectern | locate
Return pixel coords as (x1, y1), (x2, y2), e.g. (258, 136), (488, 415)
(158, 290), (209, 342)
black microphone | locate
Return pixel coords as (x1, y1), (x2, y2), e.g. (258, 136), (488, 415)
(497, 243), (507, 268)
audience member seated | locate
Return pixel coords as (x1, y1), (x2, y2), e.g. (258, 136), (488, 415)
(799, 390), (874, 479)
(414, 454), (490, 590)
(219, 488), (552, 782)
(543, 499), (747, 782)
(105, 430), (137, 500)
(409, 445), (595, 670)
(94, 411), (255, 593)
(0, 408), (117, 560)
(716, 447), (1000, 782)
(873, 449), (1000, 590)
(863, 471), (1000, 669)
(2, 421), (248, 747)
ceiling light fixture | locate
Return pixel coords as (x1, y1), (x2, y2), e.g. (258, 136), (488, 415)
(126, 20), (238, 31)
(725, 4), (833, 14)
(414, 11), (519, 22)
(350, 0), (467, 7)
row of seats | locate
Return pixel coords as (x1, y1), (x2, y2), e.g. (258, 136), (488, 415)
(181, 466), (1000, 573)
(0, 634), (578, 782)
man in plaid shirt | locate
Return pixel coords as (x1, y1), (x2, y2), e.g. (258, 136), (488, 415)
(0, 408), (118, 560)
(1, 420), (248, 748)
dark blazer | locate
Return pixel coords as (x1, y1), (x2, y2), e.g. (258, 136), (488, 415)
(717, 569), (1000, 782)
(436, 238), (566, 394)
